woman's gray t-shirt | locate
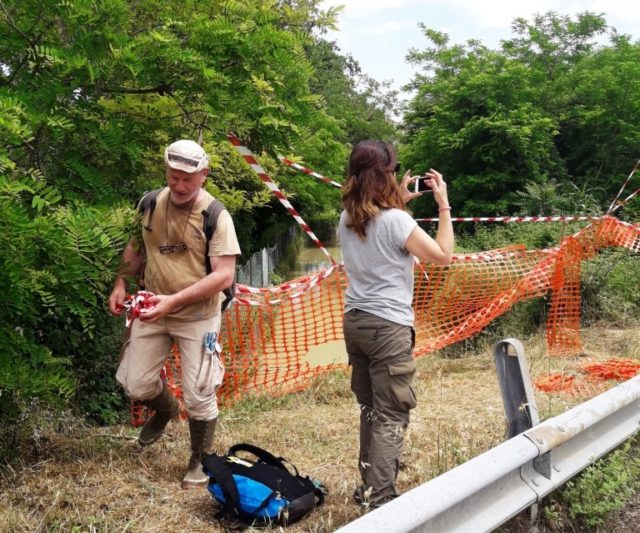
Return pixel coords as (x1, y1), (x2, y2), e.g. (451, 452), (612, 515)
(338, 208), (417, 326)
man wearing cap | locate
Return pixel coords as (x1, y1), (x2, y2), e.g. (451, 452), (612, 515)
(108, 139), (241, 489)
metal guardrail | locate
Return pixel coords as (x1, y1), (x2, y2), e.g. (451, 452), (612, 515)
(336, 370), (640, 532)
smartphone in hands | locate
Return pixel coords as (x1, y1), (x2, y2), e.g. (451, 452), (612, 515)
(414, 175), (433, 194)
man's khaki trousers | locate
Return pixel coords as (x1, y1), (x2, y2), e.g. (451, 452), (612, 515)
(117, 315), (223, 420)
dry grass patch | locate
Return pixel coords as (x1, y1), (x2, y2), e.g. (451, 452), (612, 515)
(1, 325), (638, 532)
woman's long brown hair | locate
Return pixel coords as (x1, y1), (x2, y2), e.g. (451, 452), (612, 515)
(342, 140), (405, 239)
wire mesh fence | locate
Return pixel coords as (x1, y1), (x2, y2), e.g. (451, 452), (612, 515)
(235, 225), (297, 287)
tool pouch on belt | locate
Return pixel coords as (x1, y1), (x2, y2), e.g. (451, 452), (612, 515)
(195, 332), (225, 398)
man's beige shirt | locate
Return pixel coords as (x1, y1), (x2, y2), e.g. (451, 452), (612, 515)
(141, 187), (241, 320)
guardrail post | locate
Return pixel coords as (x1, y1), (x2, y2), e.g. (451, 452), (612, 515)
(494, 338), (539, 438)
(494, 338), (542, 523)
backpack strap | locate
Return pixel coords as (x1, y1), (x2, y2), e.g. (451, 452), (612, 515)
(137, 188), (163, 231)
(202, 199), (226, 275)
(227, 443), (289, 471)
(203, 199), (237, 311)
(310, 479), (327, 506)
(229, 443), (327, 508)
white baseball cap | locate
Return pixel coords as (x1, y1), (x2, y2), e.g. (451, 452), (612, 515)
(164, 140), (209, 173)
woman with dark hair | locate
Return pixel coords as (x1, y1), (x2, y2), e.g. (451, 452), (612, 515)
(338, 140), (453, 509)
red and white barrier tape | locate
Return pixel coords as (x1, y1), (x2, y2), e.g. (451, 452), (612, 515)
(233, 266), (339, 306)
(607, 160), (640, 213)
(279, 156), (343, 189)
(416, 216), (601, 223)
(228, 133), (337, 266)
(278, 156), (604, 225)
(116, 290), (155, 328)
(236, 267), (336, 295)
(612, 217), (640, 230)
(610, 184), (640, 215)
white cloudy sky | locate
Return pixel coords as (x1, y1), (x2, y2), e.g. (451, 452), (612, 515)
(321, 0), (640, 92)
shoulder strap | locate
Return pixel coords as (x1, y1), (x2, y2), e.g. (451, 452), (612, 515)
(137, 188), (163, 230)
(202, 199), (226, 275)
(313, 483), (326, 506)
(203, 199), (226, 239)
(228, 444), (326, 507)
(203, 199), (237, 312)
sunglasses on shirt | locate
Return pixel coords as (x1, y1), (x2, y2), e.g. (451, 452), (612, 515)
(159, 243), (188, 254)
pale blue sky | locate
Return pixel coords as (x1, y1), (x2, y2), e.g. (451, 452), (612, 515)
(322, 0), (640, 94)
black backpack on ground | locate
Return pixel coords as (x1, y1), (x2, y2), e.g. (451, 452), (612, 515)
(137, 188), (236, 311)
(202, 443), (326, 527)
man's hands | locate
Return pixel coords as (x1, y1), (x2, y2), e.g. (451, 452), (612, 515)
(108, 280), (171, 322)
(138, 294), (177, 323)
(107, 238), (144, 316)
(108, 279), (127, 315)
(109, 290), (160, 327)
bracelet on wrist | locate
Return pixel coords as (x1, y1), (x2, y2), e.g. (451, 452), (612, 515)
(438, 206), (451, 212)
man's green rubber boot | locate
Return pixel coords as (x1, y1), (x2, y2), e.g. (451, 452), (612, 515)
(138, 384), (180, 446)
(182, 417), (217, 489)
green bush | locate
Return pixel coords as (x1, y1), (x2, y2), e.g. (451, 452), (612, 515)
(582, 250), (640, 325)
(455, 221), (572, 254)
(0, 173), (133, 459)
(551, 438), (640, 527)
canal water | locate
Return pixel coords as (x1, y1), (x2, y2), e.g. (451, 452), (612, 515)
(290, 226), (342, 278)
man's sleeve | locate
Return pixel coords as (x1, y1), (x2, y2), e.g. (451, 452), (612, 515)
(208, 210), (241, 257)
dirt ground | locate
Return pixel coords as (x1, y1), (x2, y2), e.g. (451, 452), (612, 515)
(1, 324), (639, 532)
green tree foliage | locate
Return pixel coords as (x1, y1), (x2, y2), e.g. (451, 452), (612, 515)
(306, 40), (400, 149)
(0, 0), (343, 203)
(402, 12), (640, 219)
(0, 106), (131, 450)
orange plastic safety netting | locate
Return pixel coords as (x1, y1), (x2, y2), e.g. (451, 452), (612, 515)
(534, 358), (640, 397)
(130, 216), (640, 425)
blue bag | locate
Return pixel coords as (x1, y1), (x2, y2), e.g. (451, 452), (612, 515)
(202, 443), (325, 527)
